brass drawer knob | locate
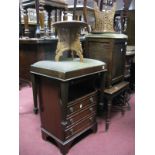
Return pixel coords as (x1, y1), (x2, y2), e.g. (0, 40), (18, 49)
(69, 107), (74, 113)
(89, 117), (93, 121)
(70, 128), (74, 135)
(70, 118), (74, 124)
(89, 97), (94, 103)
(89, 107), (93, 112)
(79, 104), (83, 109)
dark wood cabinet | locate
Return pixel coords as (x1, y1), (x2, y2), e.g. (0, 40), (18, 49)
(85, 33), (128, 88)
(19, 38), (57, 82)
(30, 58), (106, 155)
(19, 37), (86, 83)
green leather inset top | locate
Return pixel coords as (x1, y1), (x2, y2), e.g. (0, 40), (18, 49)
(30, 58), (106, 81)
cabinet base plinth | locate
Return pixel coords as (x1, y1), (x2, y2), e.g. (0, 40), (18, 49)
(41, 123), (97, 155)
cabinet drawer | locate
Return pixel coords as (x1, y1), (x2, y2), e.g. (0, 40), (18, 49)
(66, 105), (96, 128)
(67, 91), (97, 115)
(65, 114), (95, 140)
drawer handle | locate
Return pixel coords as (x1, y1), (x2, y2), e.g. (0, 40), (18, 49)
(80, 104), (83, 109)
(89, 117), (93, 122)
(70, 118), (74, 124)
(69, 107), (74, 113)
(89, 107), (93, 112)
(70, 128), (74, 135)
(89, 97), (94, 103)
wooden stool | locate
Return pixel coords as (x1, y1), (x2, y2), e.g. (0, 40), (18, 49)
(104, 81), (130, 131)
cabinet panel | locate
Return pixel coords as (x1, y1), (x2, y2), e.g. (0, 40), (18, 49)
(38, 77), (63, 140)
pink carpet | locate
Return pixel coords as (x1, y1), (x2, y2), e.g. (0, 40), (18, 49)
(19, 86), (135, 155)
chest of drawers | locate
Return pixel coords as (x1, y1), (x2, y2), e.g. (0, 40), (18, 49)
(30, 58), (106, 155)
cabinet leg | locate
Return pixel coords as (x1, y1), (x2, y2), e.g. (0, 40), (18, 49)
(57, 141), (72, 155)
(57, 142), (72, 155)
(92, 122), (97, 133)
(105, 98), (112, 131)
(121, 109), (125, 116)
(33, 107), (38, 114)
(41, 131), (48, 141)
(31, 74), (38, 114)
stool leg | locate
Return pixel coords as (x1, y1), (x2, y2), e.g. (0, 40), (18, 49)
(106, 98), (112, 131)
(125, 90), (131, 110)
(121, 92), (125, 116)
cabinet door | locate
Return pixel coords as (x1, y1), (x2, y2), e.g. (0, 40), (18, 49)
(112, 40), (126, 84)
(86, 40), (111, 63)
(85, 39), (113, 88)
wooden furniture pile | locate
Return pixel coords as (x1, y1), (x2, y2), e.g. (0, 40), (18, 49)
(20, 1), (134, 155)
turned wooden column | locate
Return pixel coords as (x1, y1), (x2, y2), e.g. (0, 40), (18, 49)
(39, 4), (45, 37)
(19, 6), (23, 37)
(59, 10), (62, 21)
(63, 11), (68, 21)
(55, 9), (58, 22)
(35, 0), (40, 38)
(47, 9), (52, 36)
(106, 98), (112, 131)
(23, 8), (29, 37)
(73, 0), (77, 20)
